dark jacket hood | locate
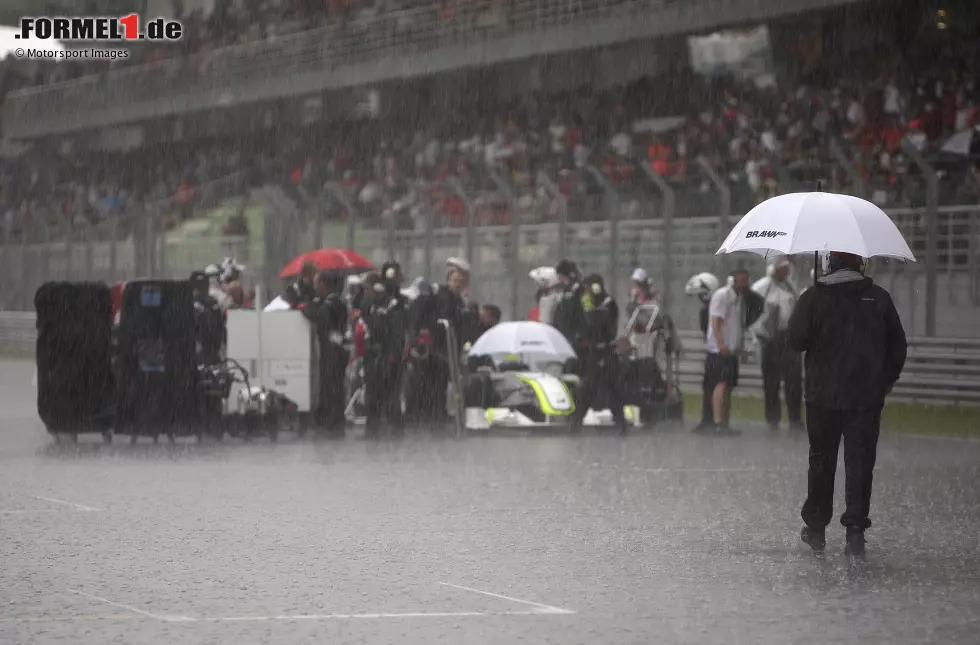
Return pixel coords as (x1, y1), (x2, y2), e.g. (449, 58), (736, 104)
(815, 276), (874, 295)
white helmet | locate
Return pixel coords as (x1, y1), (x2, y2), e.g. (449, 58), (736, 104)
(685, 272), (720, 298)
(529, 266), (559, 288)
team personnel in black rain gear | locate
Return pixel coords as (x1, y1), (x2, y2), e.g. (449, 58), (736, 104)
(789, 251), (907, 557)
(190, 271), (224, 365)
(409, 259), (469, 425)
(362, 271), (410, 438)
(569, 273), (628, 435)
(552, 259), (588, 354)
(303, 272), (349, 436)
(284, 262), (318, 309)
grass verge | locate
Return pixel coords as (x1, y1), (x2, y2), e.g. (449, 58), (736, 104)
(682, 394), (980, 439)
(0, 348), (34, 361)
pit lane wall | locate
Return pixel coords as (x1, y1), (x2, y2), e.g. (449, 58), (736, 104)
(2, 312), (978, 406)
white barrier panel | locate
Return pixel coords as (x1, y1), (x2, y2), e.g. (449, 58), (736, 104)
(226, 309), (317, 413)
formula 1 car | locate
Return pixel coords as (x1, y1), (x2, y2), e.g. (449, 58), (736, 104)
(461, 321), (643, 431)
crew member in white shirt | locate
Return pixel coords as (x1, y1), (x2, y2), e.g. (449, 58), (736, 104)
(751, 256), (804, 431)
(696, 268), (750, 436)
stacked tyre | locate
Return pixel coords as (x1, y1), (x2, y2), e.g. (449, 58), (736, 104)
(34, 282), (115, 442)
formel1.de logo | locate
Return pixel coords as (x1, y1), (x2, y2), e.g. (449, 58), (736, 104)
(16, 15), (182, 42)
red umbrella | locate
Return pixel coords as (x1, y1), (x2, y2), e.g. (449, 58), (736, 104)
(279, 248), (374, 279)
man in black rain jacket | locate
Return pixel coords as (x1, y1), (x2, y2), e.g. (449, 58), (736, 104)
(788, 251), (907, 556)
(303, 272), (349, 436)
(551, 259), (588, 356)
(362, 265), (410, 438)
(285, 262), (318, 310)
(569, 273), (628, 435)
(408, 259), (468, 424)
(190, 271), (224, 365)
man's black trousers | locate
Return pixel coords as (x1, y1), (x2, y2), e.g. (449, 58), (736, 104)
(760, 331), (802, 426)
(410, 356), (449, 423)
(364, 355), (404, 434)
(571, 350), (626, 427)
(801, 403), (882, 531)
(316, 344), (348, 432)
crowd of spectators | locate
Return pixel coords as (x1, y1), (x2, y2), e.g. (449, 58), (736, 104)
(281, 55), (980, 231)
(0, 141), (247, 242)
(2, 1), (979, 242)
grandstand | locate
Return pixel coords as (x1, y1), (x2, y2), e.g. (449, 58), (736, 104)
(1, 0), (978, 335)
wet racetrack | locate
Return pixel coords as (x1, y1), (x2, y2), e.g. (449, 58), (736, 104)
(2, 360), (979, 644)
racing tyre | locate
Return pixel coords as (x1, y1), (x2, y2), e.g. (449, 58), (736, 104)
(102, 431), (112, 445)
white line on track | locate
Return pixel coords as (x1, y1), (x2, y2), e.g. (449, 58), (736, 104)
(0, 509), (63, 514)
(69, 591), (194, 623)
(62, 585), (575, 624)
(594, 464), (796, 474)
(439, 582), (576, 615)
(209, 610), (549, 621)
(36, 496), (103, 512)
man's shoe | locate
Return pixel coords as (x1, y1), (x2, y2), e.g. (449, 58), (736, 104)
(845, 528), (866, 557)
(801, 526), (826, 552)
(714, 425), (742, 437)
(691, 422), (713, 434)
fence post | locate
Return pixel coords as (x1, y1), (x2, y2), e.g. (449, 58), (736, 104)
(447, 177), (477, 300)
(830, 140), (867, 199)
(324, 182), (357, 252)
(585, 165), (620, 301)
(766, 152), (799, 193)
(109, 213), (119, 282)
(537, 170), (568, 264)
(84, 224), (95, 281)
(901, 139), (938, 337)
(640, 164), (676, 313)
(490, 169), (519, 320)
(419, 182), (434, 284)
(311, 194), (325, 251)
(970, 209), (979, 306)
(63, 222), (74, 280)
(157, 203), (169, 279)
(695, 155), (731, 273)
(144, 203), (157, 278)
(39, 221), (51, 286)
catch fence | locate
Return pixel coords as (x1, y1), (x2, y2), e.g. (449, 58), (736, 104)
(2, 179), (979, 339)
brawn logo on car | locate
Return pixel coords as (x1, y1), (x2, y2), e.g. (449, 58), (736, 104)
(745, 230), (788, 239)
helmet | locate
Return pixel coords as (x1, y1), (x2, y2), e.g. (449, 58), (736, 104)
(822, 251), (866, 275)
(685, 272), (720, 298)
(529, 266), (559, 288)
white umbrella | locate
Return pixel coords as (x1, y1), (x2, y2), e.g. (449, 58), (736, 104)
(717, 192), (915, 262)
(469, 321), (576, 362)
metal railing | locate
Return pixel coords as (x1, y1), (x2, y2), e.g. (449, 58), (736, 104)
(5, 312), (978, 405)
(674, 330), (980, 407)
